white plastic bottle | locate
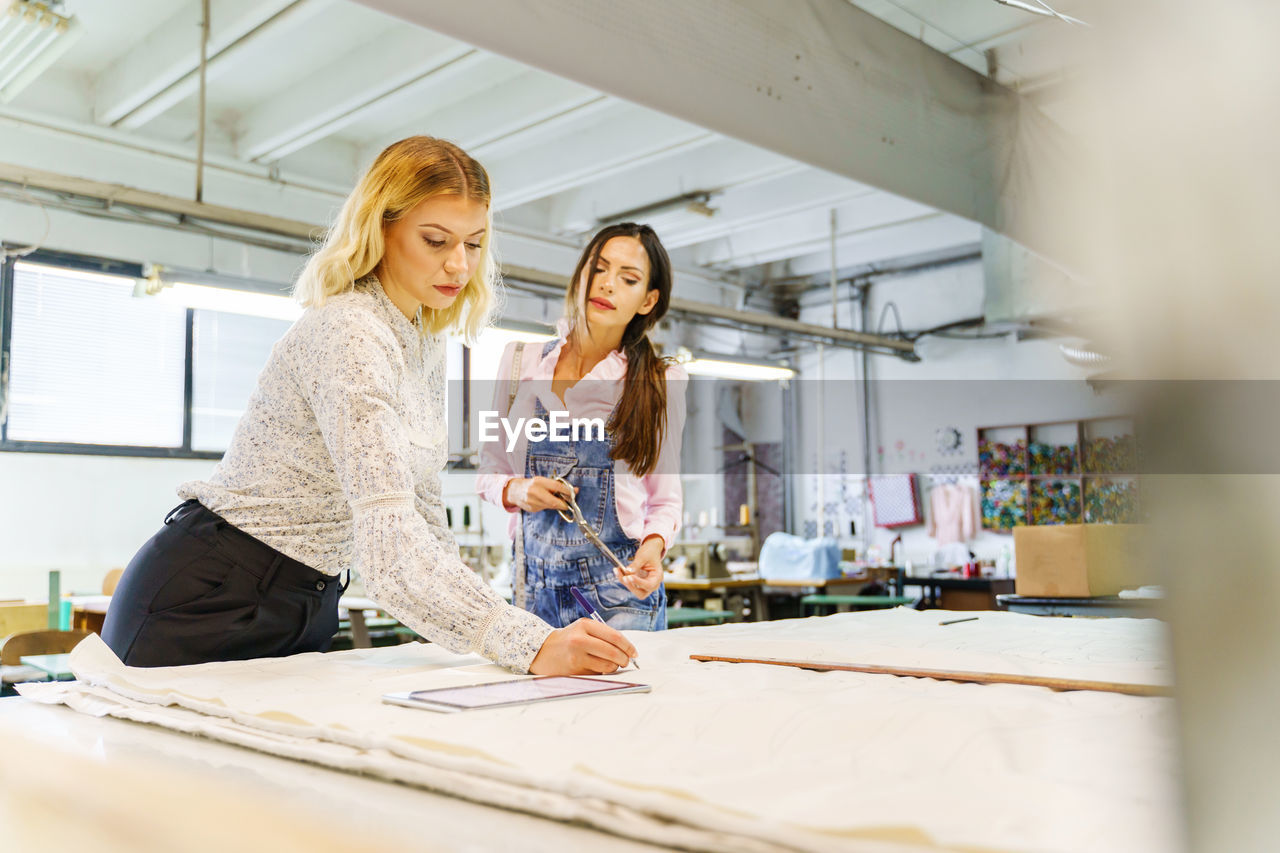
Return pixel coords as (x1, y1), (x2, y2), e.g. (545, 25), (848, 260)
(997, 544), (1014, 579)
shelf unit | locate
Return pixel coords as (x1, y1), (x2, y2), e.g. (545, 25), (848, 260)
(978, 416), (1140, 531)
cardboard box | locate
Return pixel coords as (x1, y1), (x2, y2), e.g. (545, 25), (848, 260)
(1013, 524), (1148, 597)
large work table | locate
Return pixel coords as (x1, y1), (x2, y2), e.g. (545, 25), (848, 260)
(1, 609), (1180, 852)
(0, 697), (664, 852)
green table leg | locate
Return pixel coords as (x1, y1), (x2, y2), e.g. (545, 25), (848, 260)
(47, 570), (61, 629)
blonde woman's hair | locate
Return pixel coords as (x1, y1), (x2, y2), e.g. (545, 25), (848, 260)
(294, 136), (497, 340)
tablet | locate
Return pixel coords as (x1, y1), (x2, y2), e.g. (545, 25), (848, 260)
(382, 676), (650, 713)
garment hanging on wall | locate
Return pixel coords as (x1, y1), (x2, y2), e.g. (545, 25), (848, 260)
(928, 483), (976, 545)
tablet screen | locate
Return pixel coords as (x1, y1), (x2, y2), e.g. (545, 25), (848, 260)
(397, 676), (647, 710)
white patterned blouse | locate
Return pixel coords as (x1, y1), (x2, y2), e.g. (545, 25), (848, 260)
(178, 276), (553, 671)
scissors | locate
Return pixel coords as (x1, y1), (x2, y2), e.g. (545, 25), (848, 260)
(553, 475), (633, 577)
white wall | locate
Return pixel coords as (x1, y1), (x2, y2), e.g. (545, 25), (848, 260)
(0, 453), (216, 600)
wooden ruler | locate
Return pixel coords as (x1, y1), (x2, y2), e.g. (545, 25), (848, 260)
(689, 654), (1172, 697)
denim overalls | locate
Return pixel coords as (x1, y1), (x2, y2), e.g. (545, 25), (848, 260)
(518, 342), (667, 630)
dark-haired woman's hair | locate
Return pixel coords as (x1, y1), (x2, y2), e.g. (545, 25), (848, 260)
(565, 223), (674, 477)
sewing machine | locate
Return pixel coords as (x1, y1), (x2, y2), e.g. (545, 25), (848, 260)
(665, 538), (754, 579)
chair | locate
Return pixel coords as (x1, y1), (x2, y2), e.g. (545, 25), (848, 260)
(1, 629), (91, 696)
(102, 568), (124, 595)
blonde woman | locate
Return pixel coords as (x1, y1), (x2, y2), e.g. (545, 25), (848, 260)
(103, 137), (637, 675)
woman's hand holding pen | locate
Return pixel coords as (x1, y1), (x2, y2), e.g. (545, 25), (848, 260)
(617, 535), (665, 598)
(528, 619), (638, 675)
(502, 477), (578, 513)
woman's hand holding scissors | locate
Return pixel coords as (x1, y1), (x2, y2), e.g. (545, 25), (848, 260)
(502, 477), (578, 513)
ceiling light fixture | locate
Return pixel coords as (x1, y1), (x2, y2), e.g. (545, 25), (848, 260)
(0, 1), (83, 103)
(673, 347), (796, 382)
(136, 264), (302, 322)
(596, 191), (718, 227)
(489, 318), (558, 341)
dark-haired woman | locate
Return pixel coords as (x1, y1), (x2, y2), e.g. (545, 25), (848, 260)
(477, 223), (685, 630)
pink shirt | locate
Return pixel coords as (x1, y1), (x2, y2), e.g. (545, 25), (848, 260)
(476, 330), (686, 552)
(927, 483), (977, 546)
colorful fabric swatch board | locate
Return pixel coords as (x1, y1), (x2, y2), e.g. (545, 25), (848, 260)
(1085, 435), (1138, 473)
(1029, 479), (1081, 525)
(981, 479), (1026, 529)
(1085, 478), (1141, 523)
(1028, 442), (1078, 475)
(979, 439), (1026, 476)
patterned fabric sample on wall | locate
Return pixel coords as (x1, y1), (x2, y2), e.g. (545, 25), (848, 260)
(869, 474), (922, 528)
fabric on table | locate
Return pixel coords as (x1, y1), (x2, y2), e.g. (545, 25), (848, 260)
(20, 610), (1181, 853)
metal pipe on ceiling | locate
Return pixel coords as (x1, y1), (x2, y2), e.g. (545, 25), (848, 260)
(829, 209), (839, 329)
(113, 0), (319, 130)
(500, 271), (914, 355)
(194, 0), (209, 203)
(776, 245), (983, 292)
(0, 104), (350, 197)
(0, 163), (915, 356)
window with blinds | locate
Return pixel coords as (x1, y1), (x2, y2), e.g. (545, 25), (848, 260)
(1, 255), (476, 458)
(191, 310), (292, 452)
(6, 261), (186, 446)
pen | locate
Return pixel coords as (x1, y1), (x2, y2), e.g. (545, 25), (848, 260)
(938, 616), (979, 626)
(569, 586), (639, 669)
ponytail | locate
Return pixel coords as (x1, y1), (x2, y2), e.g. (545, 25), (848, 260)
(608, 332), (673, 477)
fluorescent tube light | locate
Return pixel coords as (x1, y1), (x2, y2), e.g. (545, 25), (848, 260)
(675, 348), (796, 381)
(0, 1), (84, 103)
(465, 324), (558, 376)
(149, 282), (303, 322)
(137, 265), (301, 322)
(489, 319), (557, 342)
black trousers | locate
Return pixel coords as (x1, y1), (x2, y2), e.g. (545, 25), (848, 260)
(103, 500), (342, 667)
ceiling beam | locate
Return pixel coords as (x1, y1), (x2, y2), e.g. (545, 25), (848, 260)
(0, 162), (324, 241)
(659, 170), (879, 250)
(543, 138), (804, 234)
(357, 66), (597, 162)
(782, 217), (983, 279)
(357, 0), (1079, 264)
(95, 0), (324, 130)
(0, 103), (352, 199)
(0, 162), (910, 353)
(238, 29), (489, 163)
(466, 94), (614, 158)
(684, 191), (941, 268)
(483, 102), (717, 210)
